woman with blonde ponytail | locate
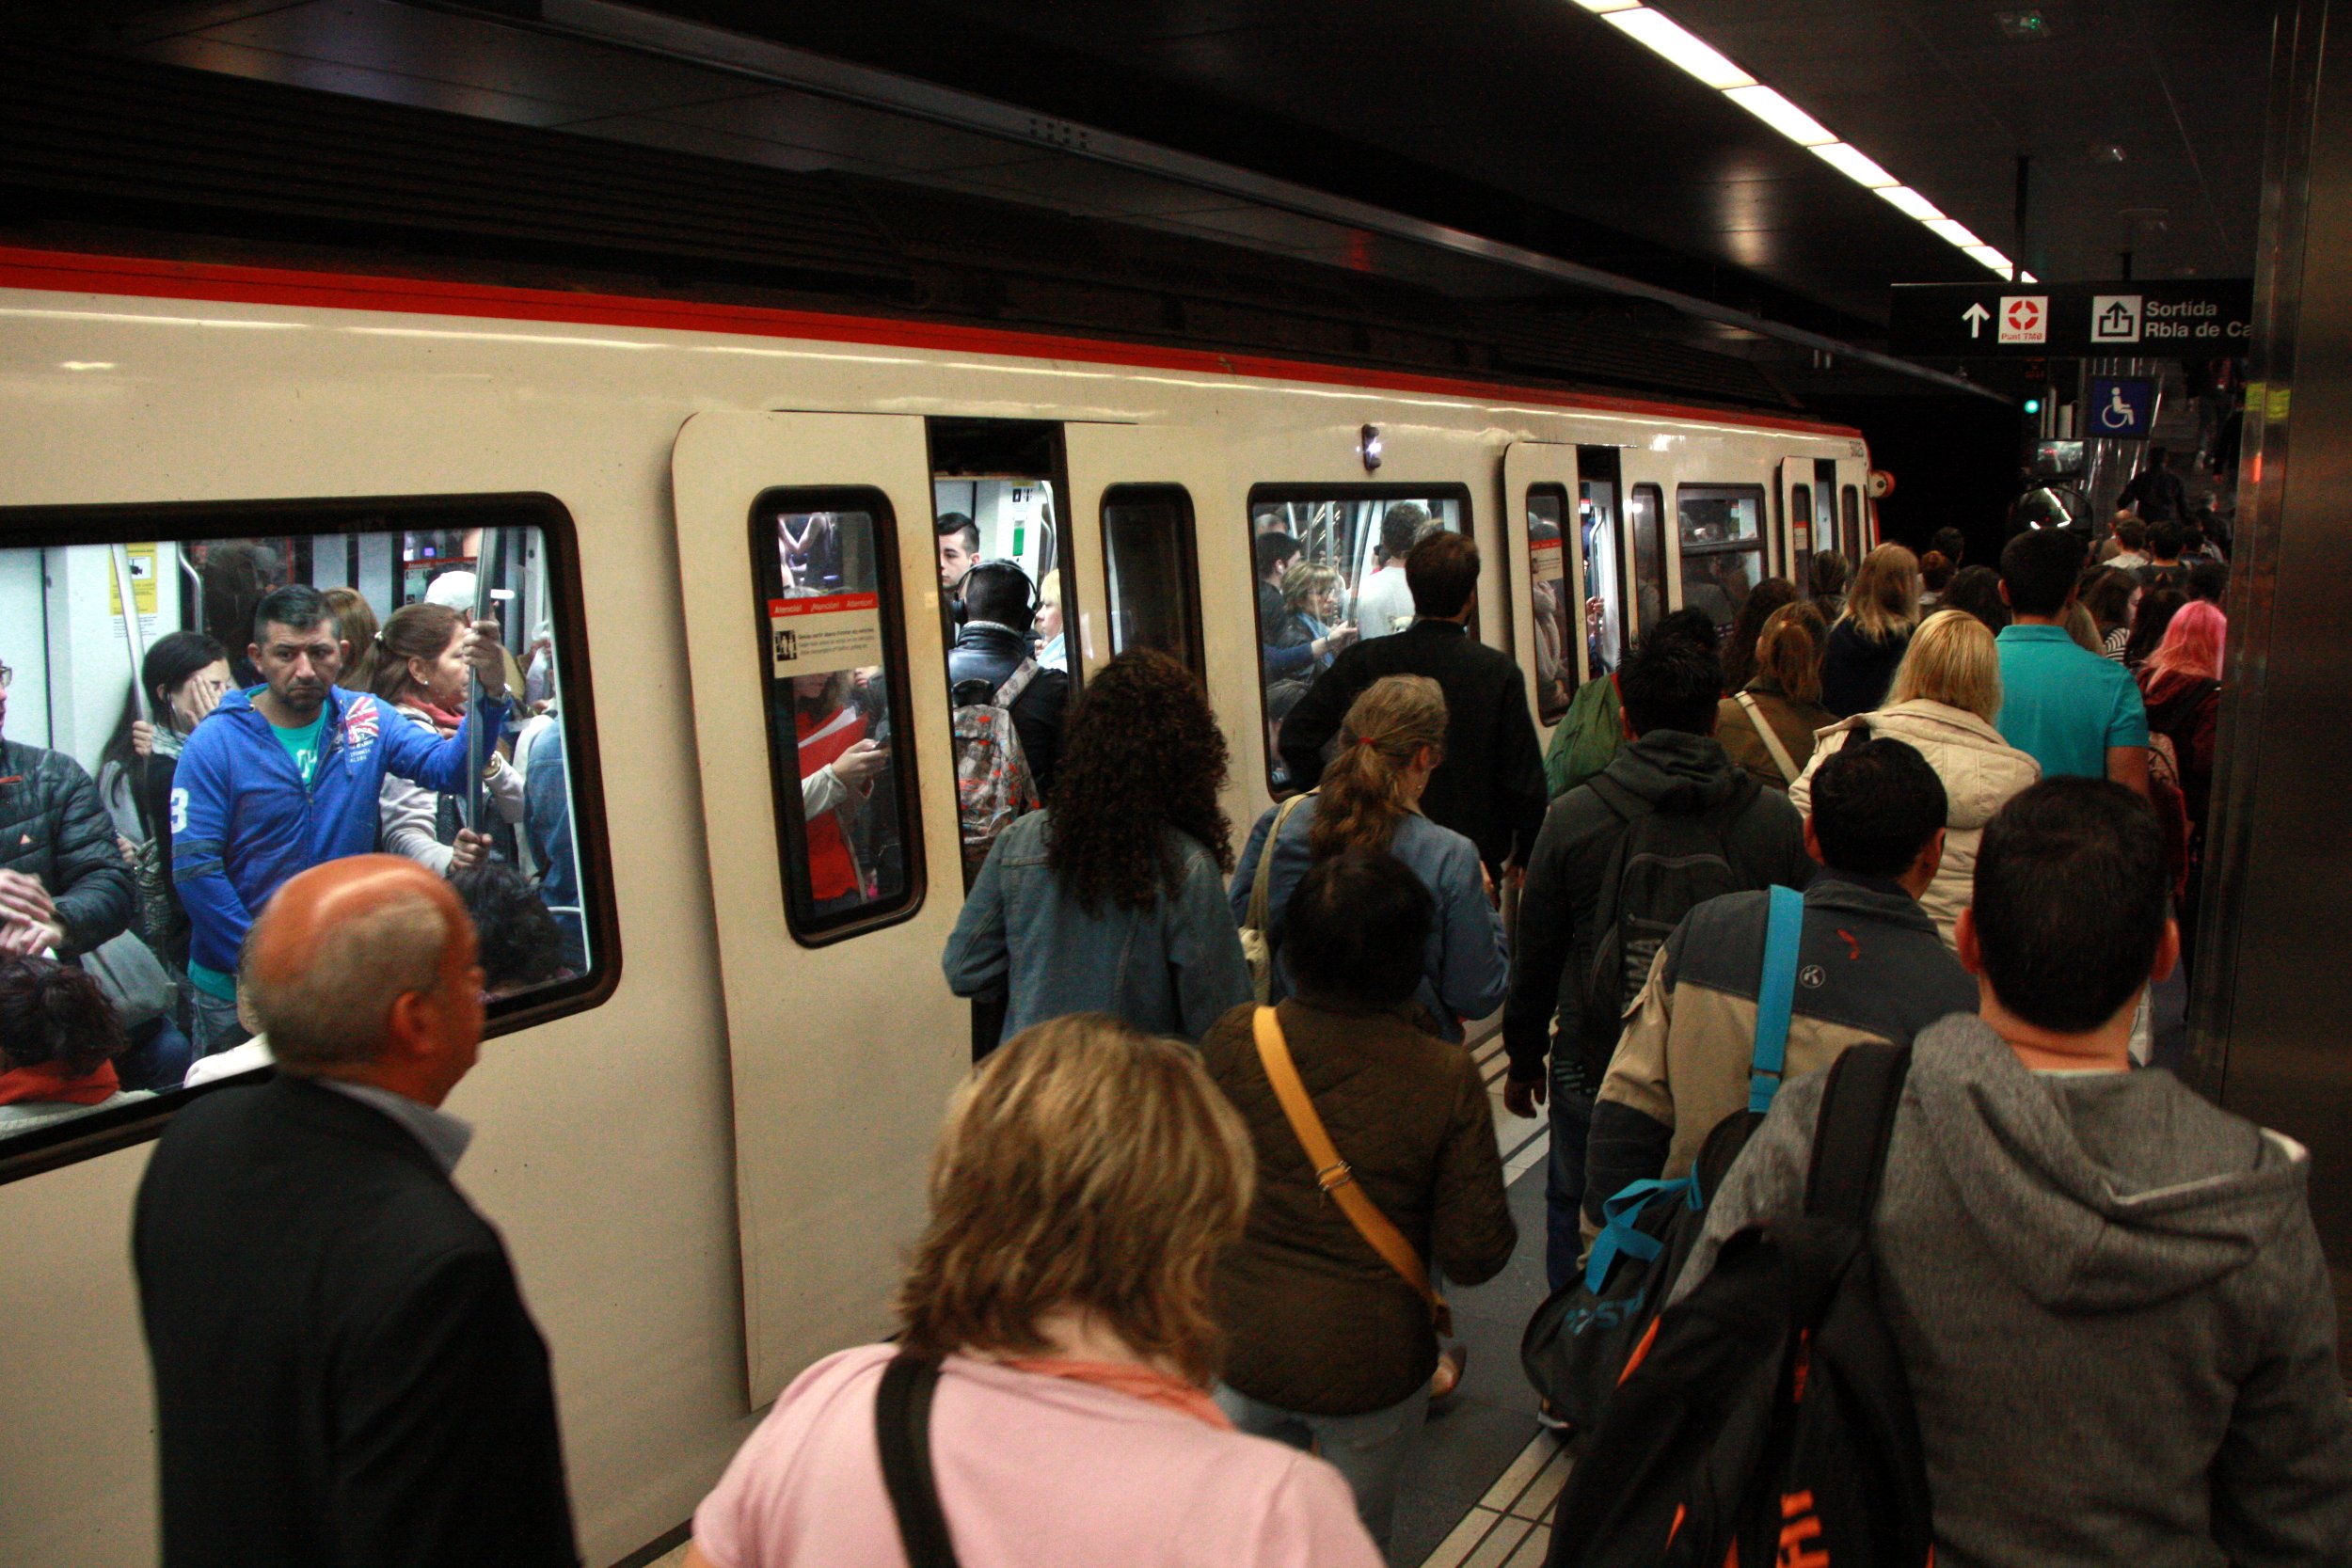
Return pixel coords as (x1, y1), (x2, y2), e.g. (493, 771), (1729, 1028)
(1229, 676), (1506, 1039)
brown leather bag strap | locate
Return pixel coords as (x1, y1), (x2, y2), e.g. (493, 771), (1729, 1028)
(1252, 1006), (1448, 1328)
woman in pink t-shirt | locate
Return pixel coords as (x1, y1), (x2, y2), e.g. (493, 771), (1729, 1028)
(686, 1015), (1381, 1568)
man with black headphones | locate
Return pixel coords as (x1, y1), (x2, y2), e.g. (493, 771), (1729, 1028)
(947, 559), (1072, 801)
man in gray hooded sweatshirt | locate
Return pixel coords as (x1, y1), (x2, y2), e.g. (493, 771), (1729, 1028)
(1677, 778), (2352, 1567)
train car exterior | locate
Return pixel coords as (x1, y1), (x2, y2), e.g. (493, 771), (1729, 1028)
(0, 245), (1870, 1567)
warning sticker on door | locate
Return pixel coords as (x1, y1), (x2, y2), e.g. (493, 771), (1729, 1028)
(1530, 534), (1565, 587)
(769, 592), (882, 678)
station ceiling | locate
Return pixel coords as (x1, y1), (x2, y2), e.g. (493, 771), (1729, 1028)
(19, 0), (2272, 375)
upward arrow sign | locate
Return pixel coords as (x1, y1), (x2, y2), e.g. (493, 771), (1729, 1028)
(1962, 302), (1992, 340)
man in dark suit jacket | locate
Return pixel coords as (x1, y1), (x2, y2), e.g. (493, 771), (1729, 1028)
(135, 854), (577, 1568)
(1279, 531), (1549, 873)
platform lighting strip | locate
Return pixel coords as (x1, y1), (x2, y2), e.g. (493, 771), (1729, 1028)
(1573, 0), (2035, 282)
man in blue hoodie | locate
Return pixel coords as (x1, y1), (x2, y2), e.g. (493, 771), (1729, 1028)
(1678, 779), (2352, 1566)
(173, 585), (512, 1053)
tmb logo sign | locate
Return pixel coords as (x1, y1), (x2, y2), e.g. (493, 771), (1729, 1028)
(1998, 295), (2048, 344)
(2091, 294), (2144, 344)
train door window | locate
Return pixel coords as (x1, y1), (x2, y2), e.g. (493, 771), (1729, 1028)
(754, 489), (919, 940)
(1676, 485), (1768, 631)
(1788, 481), (1815, 594)
(1245, 485), (1471, 792)
(1523, 486), (1576, 723)
(0, 497), (615, 1173)
(1841, 483), (1865, 560)
(1102, 485), (1205, 677)
(1577, 448), (1628, 679)
(1628, 483), (1667, 637)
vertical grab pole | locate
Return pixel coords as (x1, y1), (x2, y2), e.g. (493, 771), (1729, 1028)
(466, 528), (505, 836)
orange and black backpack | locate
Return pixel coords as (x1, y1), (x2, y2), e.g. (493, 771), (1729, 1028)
(1547, 1044), (1934, 1568)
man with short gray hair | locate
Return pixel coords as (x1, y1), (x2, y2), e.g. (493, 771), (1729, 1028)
(134, 855), (576, 1568)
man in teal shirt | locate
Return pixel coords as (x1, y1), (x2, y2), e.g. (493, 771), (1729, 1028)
(1994, 529), (2151, 792)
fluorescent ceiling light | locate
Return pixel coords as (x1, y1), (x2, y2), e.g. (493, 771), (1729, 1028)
(1811, 142), (1898, 188)
(1924, 217), (1984, 247)
(1875, 185), (1945, 222)
(1572, 0), (1644, 10)
(1723, 85), (1834, 146)
(2020, 271), (2040, 283)
(1603, 8), (1756, 89)
(1963, 245), (2016, 274)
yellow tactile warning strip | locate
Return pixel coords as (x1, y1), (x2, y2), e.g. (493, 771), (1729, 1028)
(1417, 1430), (1571, 1568)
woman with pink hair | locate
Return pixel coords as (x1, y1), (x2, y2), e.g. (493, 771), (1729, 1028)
(2137, 599), (2226, 966)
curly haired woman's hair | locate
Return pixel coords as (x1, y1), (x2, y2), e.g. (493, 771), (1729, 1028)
(1310, 675), (1446, 861)
(0, 957), (127, 1077)
(896, 1013), (1253, 1386)
(1046, 651), (1233, 912)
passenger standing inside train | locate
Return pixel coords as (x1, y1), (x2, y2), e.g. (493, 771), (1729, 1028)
(1585, 739), (1973, 1237)
(1502, 627), (1810, 1290)
(1353, 501), (1426, 641)
(684, 1013), (1383, 1568)
(1794, 610), (2039, 950)
(172, 585), (512, 1053)
(947, 560), (1072, 801)
(943, 652), (1251, 1045)
(1279, 532), (1547, 878)
(373, 604), (525, 877)
(1267, 562), (1356, 677)
(1712, 600), (1835, 792)
(1819, 543), (1922, 718)
(1201, 851), (1514, 1545)
(135, 856), (578, 1568)
(1230, 676), (1507, 1040)
(1255, 531), (1302, 644)
(130, 634), (233, 972)
(1673, 780), (2352, 1568)
(1994, 529), (2152, 795)
(0, 650), (134, 962)
(935, 512), (979, 593)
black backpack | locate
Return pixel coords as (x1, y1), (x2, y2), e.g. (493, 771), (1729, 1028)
(1522, 884), (1804, 1434)
(1548, 1045), (1934, 1568)
(1576, 770), (1762, 1078)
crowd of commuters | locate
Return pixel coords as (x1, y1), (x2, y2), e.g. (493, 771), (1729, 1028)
(89, 487), (2351, 1568)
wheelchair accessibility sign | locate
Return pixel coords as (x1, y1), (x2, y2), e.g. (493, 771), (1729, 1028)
(2088, 377), (2154, 437)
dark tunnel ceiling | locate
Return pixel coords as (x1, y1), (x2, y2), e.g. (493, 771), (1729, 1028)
(56, 0), (2269, 349)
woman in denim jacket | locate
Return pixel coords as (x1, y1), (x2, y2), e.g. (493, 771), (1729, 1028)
(945, 652), (1251, 1048)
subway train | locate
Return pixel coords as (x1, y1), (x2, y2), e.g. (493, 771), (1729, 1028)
(0, 243), (1877, 1566)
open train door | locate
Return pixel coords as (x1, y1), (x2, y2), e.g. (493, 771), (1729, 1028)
(671, 410), (968, 1406)
(1502, 441), (1587, 734)
(1779, 456), (1817, 591)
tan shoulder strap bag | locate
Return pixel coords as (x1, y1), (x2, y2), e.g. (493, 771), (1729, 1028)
(1251, 1006), (1452, 1336)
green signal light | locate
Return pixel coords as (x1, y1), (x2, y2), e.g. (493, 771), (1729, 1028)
(2022, 396), (2043, 415)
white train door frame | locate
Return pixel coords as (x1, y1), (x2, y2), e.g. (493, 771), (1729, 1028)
(1620, 448), (1677, 634)
(1502, 441), (1585, 734)
(670, 410), (968, 1406)
(1779, 455), (1817, 592)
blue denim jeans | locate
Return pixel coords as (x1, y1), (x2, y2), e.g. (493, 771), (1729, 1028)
(1215, 1381), (1432, 1546)
(1545, 1054), (1596, 1293)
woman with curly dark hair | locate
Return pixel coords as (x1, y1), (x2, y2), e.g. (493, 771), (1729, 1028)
(944, 652), (1252, 1048)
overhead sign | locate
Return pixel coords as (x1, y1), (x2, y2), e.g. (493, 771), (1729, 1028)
(1889, 278), (2252, 356)
(2087, 377), (2155, 437)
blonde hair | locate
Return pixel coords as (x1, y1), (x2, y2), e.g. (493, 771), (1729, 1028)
(1280, 562), (1343, 618)
(1889, 609), (2003, 722)
(895, 1014), (1254, 1385)
(1311, 675), (1447, 860)
(1839, 543), (1922, 642)
(1754, 601), (1826, 705)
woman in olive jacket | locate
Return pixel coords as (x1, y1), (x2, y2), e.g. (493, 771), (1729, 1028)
(1200, 848), (1516, 1547)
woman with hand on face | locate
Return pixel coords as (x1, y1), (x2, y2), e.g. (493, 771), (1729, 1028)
(120, 633), (232, 959)
(373, 604), (526, 879)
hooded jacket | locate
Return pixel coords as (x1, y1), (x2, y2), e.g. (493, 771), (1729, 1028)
(1677, 1014), (2352, 1568)
(1504, 729), (1812, 1085)
(172, 685), (509, 977)
(1791, 700), (2042, 948)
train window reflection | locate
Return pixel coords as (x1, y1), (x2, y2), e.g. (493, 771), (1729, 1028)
(1676, 484), (1768, 630)
(1523, 486), (1577, 724)
(1842, 484), (1864, 560)
(1788, 482), (1815, 598)
(1629, 484), (1667, 638)
(0, 503), (610, 1154)
(755, 491), (919, 941)
(1102, 485), (1205, 677)
(1247, 485), (1471, 792)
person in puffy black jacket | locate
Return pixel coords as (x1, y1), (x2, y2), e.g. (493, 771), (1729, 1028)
(0, 664), (134, 959)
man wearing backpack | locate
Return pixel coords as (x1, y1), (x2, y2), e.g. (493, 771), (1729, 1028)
(947, 561), (1070, 803)
(1503, 628), (1810, 1290)
(1583, 737), (1973, 1240)
(1673, 780), (2352, 1567)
